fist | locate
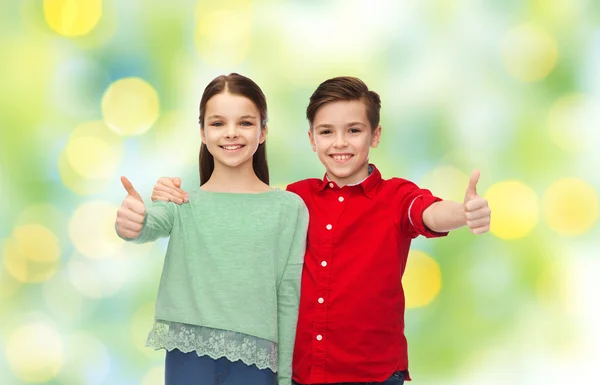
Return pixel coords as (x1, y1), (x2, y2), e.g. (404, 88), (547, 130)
(116, 176), (146, 239)
(464, 170), (491, 235)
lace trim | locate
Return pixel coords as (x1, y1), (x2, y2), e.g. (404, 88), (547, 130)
(146, 320), (278, 372)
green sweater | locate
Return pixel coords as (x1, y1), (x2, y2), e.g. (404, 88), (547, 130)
(123, 188), (309, 384)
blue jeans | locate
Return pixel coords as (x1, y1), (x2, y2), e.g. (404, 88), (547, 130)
(165, 349), (277, 385)
(292, 371), (405, 385)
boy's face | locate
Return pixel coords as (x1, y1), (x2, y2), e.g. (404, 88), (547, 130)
(308, 100), (381, 187)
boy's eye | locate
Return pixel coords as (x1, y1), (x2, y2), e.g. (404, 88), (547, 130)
(349, 128), (361, 133)
(319, 130), (332, 135)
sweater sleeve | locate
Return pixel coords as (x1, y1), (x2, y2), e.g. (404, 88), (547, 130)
(276, 199), (309, 385)
(118, 201), (176, 244)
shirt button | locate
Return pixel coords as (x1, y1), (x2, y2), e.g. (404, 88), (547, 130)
(338, 196), (344, 202)
(321, 261), (327, 267)
(316, 334), (323, 341)
(326, 224), (332, 230)
(329, 183), (334, 188)
(318, 297), (324, 304)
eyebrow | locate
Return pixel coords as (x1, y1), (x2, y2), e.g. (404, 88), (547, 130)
(314, 122), (366, 130)
(346, 122), (367, 127)
(206, 114), (257, 120)
(314, 124), (335, 130)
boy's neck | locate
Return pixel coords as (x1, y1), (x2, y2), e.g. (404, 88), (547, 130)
(326, 163), (371, 187)
(203, 161), (271, 193)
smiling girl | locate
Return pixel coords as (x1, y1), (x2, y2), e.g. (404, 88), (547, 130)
(115, 73), (309, 385)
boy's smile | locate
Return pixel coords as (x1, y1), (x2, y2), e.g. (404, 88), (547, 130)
(309, 100), (381, 186)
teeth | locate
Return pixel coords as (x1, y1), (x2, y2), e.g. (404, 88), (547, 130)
(222, 145), (242, 150)
(332, 154), (351, 161)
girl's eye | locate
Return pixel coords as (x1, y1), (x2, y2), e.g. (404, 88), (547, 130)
(240, 121), (253, 127)
(211, 122), (224, 127)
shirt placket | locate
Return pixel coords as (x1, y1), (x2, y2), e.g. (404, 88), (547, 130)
(311, 183), (350, 382)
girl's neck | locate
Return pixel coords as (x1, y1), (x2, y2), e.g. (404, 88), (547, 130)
(202, 161), (271, 193)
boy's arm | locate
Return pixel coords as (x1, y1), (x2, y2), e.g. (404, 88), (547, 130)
(422, 170), (491, 234)
(277, 200), (309, 385)
(151, 177), (188, 204)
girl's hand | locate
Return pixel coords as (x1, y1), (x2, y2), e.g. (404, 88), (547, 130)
(116, 176), (146, 239)
(151, 177), (188, 204)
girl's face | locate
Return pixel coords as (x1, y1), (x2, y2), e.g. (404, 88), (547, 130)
(201, 91), (266, 171)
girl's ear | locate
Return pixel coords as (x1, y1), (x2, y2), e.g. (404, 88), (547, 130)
(259, 125), (268, 144)
(200, 127), (206, 144)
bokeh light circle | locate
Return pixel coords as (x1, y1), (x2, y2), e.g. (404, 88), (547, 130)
(194, 1), (253, 67)
(56, 333), (110, 385)
(43, 0), (103, 37)
(67, 252), (129, 298)
(547, 94), (599, 152)
(58, 121), (123, 195)
(6, 323), (63, 383)
(68, 201), (122, 259)
(501, 24), (558, 82)
(485, 181), (539, 239)
(403, 250), (442, 308)
(3, 224), (61, 283)
(102, 77), (160, 136)
(542, 178), (598, 236)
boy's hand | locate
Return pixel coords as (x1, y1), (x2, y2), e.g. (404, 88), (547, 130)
(151, 177), (188, 204)
(116, 176), (146, 239)
(463, 170), (491, 235)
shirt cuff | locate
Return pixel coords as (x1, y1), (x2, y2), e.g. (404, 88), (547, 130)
(408, 194), (449, 238)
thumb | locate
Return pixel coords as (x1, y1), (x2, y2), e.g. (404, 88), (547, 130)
(172, 177), (181, 188)
(465, 170), (480, 199)
(121, 176), (142, 201)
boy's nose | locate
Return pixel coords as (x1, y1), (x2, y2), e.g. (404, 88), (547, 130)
(333, 134), (347, 147)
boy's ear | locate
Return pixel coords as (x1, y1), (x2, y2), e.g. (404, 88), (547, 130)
(308, 129), (317, 152)
(259, 125), (268, 144)
(371, 125), (382, 148)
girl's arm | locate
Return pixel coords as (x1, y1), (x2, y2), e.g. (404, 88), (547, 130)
(116, 176), (176, 243)
(276, 200), (309, 384)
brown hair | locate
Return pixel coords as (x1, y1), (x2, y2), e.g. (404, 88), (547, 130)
(198, 73), (269, 186)
(306, 76), (381, 130)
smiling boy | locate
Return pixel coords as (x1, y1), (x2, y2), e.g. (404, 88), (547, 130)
(150, 76), (491, 385)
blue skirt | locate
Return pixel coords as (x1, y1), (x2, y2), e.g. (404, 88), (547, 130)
(165, 349), (277, 385)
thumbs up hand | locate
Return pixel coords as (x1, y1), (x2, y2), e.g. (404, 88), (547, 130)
(116, 176), (146, 239)
(463, 170), (491, 235)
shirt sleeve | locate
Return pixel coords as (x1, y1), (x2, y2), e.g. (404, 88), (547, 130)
(276, 199), (309, 385)
(396, 180), (448, 239)
(117, 201), (176, 244)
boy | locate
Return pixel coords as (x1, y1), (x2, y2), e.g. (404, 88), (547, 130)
(149, 77), (491, 385)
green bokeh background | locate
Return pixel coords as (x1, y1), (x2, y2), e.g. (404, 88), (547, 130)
(1, 1), (599, 384)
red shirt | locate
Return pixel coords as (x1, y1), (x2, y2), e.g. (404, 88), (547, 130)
(286, 164), (447, 384)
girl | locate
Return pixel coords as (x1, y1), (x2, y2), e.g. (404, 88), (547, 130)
(115, 73), (309, 385)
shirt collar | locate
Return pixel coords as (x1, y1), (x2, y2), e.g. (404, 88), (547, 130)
(317, 164), (381, 198)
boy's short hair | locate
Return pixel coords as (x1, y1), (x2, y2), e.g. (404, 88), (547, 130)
(306, 76), (381, 131)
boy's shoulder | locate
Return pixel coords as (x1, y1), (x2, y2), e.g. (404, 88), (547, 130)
(285, 178), (323, 195)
